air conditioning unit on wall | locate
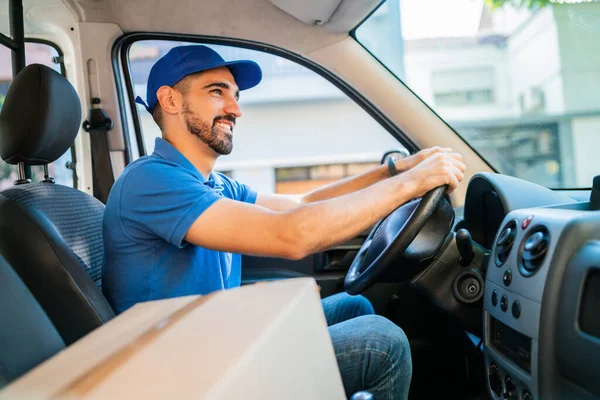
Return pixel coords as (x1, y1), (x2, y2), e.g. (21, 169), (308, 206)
(519, 87), (546, 114)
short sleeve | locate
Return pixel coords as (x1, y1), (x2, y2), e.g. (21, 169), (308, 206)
(215, 173), (257, 204)
(119, 162), (223, 247)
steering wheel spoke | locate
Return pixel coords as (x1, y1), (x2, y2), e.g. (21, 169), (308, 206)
(344, 186), (451, 295)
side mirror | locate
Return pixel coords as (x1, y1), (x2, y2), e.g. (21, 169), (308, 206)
(380, 148), (411, 165)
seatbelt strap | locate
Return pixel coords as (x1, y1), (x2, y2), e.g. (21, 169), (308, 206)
(82, 97), (115, 204)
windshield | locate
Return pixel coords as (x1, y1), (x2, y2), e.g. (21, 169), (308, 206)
(355, 0), (600, 189)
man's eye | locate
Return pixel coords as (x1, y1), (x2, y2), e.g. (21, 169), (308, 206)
(211, 89), (223, 96)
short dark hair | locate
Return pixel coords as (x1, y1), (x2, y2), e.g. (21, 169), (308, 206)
(150, 76), (192, 130)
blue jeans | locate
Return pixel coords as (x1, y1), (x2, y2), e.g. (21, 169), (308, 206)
(322, 293), (412, 400)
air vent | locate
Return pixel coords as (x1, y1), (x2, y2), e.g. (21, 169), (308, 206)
(519, 226), (550, 276)
(495, 220), (517, 267)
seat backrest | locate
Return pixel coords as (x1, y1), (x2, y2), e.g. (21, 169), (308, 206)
(0, 255), (65, 388)
(0, 64), (115, 345)
(0, 184), (105, 288)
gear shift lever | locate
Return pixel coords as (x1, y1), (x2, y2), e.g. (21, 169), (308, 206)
(456, 229), (474, 266)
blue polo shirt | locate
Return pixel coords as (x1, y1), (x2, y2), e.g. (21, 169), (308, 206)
(102, 138), (257, 314)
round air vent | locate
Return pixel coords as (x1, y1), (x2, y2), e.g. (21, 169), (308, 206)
(519, 226), (550, 276)
(495, 220), (517, 267)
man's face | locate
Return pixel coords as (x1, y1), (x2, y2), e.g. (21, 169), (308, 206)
(180, 67), (242, 155)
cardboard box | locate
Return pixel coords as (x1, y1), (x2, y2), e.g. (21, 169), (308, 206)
(1, 278), (345, 399)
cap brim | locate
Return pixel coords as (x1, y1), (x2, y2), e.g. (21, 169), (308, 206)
(221, 60), (262, 91)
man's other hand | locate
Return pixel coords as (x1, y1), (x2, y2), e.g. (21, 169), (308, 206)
(399, 151), (466, 197)
(396, 146), (453, 172)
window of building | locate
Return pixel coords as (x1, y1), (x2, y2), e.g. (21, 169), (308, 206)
(0, 42), (75, 189)
(126, 40), (405, 194)
(432, 68), (495, 107)
(434, 89), (495, 107)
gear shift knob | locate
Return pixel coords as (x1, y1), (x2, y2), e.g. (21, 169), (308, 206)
(456, 229), (474, 266)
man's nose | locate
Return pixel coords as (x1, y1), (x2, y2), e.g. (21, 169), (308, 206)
(224, 97), (242, 118)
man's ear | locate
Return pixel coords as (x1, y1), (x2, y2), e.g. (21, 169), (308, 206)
(156, 86), (182, 115)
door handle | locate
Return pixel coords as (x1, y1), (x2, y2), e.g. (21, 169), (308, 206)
(316, 246), (360, 272)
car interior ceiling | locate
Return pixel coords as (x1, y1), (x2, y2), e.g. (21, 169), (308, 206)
(1, 1), (600, 400)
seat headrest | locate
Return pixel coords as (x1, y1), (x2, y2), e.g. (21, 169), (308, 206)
(0, 64), (81, 165)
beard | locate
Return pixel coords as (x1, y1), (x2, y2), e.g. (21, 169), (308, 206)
(182, 102), (234, 155)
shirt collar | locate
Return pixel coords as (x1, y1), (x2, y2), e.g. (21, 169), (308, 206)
(152, 137), (223, 188)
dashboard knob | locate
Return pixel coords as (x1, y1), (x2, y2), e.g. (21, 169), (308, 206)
(495, 221), (517, 266)
(488, 363), (502, 398)
(497, 227), (513, 246)
(521, 228), (550, 274)
(505, 376), (518, 399)
(524, 231), (544, 253)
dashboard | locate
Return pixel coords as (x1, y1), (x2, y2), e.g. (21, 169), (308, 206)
(462, 173), (600, 400)
(463, 174), (581, 250)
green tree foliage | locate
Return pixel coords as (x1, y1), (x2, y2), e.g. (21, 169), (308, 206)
(485, 0), (552, 9)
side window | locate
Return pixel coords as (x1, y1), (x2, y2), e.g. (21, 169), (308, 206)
(0, 42), (75, 189)
(127, 41), (403, 194)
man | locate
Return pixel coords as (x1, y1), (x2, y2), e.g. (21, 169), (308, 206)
(103, 45), (466, 399)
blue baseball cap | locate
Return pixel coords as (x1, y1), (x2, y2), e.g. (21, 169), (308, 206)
(135, 45), (262, 113)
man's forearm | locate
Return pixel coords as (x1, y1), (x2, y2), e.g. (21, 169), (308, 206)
(299, 147), (453, 205)
(185, 151), (463, 260)
(285, 173), (416, 258)
(301, 164), (392, 204)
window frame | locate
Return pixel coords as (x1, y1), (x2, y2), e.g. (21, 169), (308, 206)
(25, 38), (67, 76)
(113, 33), (419, 160)
(24, 38), (78, 189)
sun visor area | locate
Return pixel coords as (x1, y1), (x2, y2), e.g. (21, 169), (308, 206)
(269, 0), (381, 33)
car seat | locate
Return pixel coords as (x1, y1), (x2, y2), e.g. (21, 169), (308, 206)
(0, 64), (114, 345)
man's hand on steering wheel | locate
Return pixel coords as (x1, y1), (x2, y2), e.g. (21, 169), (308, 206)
(395, 146), (454, 173)
(399, 150), (465, 196)
(344, 151), (465, 295)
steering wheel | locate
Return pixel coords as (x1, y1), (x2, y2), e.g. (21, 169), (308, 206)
(344, 186), (448, 295)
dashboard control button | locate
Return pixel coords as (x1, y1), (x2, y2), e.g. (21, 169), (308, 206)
(492, 290), (498, 306)
(523, 390), (534, 400)
(497, 227), (512, 246)
(505, 376), (517, 399)
(520, 227), (550, 276)
(503, 269), (512, 286)
(488, 363), (502, 398)
(521, 215), (534, 229)
(496, 220), (517, 266)
(501, 295), (508, 312)
(512, 300), (521, 318)
(524, 231), (544, 252)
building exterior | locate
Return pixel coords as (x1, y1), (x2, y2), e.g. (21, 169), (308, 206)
(402, 2), (600, 188)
